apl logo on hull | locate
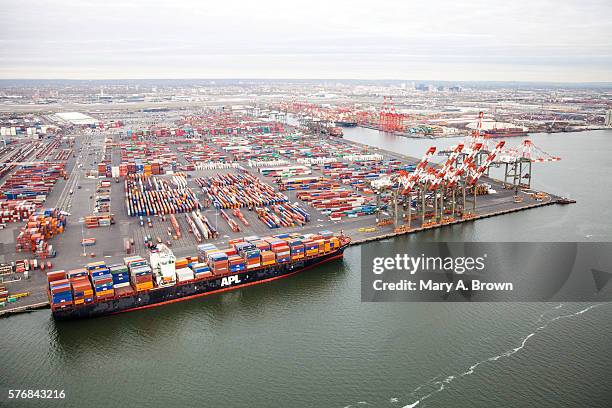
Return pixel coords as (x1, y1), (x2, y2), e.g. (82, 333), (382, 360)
(221, 275), (241, 287)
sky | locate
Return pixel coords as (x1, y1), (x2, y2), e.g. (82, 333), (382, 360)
(0, 0), (611, 82)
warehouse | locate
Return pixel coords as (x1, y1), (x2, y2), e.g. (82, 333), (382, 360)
(53, 112), (98, 126)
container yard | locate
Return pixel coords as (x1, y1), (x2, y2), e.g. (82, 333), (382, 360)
(0, 108), (569, 317)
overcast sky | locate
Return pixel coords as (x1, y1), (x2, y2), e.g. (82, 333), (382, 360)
(1, 0), (610, 82)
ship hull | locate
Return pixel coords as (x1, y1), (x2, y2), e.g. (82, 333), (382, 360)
(484, 130), (528, 138)
(52, 245), (347, 320)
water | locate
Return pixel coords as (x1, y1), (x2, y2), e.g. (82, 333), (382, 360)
(2, 130), (612, 408)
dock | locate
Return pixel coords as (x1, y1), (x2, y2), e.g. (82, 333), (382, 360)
(0, 112), (571, 318)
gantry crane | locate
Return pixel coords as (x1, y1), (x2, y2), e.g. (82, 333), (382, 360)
(370, 141), (507, 230)
(493, 139), (561, 193)
(369, 113), (563, 231)
(371, 147), (436, 227)
(379, 96), (407, 132)
(462, 140), (506, 217)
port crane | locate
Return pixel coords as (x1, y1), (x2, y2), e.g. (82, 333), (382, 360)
(437, 111), (492, 171)
(379, 96), (408, 132)
(372, 147), (436, 227)
(416, 143), (466, 226)
(398, 146), (437, 194)
(468, 111), (487, 149)
(493, 139), (561, 192)
(371, 140), (507, 230)
(461, 141), (506, 217)
(418, 142), (488, 225)
(369, 110), (564, 230)
(418, 141), (503, 225)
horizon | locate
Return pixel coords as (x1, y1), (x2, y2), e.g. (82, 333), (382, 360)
(1, 78), (612, 86)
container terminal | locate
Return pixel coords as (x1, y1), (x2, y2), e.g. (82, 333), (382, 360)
(0, 107), (570, 317)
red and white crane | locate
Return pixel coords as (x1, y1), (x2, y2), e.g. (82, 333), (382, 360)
(397, 146), (437, 194)
(372, 146), (437, 191)
(422, 143), (465, 190)
(495, 139), (561, 164)
(466, 141), (506, 185)
(465, 111), (489, 151)
(445, 142), (484, 187)
(519, 139), (561, 163)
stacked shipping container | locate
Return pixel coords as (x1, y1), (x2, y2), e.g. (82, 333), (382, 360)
(125, 174), (200, 216)
(195, 171), (287, 209)
(46, 231), (343, 309)
(15, 208), (66, 258)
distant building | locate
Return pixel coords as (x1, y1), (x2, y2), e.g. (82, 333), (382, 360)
(605, 109), (612, 127)
(126, 95), (145, 102)
(416, 84), (434, 91)
(53, 112), (97, 125)
(449, 86), (463, 92)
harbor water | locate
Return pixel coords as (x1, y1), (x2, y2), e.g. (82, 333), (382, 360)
(1, 129), (612, 408)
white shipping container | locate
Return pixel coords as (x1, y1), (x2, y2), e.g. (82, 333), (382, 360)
(176, 267), (194, 282)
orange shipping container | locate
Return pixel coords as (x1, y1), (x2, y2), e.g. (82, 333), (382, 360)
(136, 282), (153, 291)
(175, 258), (189, 269)
(261, 250), (275, 261)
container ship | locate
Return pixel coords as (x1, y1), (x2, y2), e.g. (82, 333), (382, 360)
(326, 126), (343, 137)
(336, 121), (357, 128)
(47, 231), (350, 320)
(482, 122), (529, 138)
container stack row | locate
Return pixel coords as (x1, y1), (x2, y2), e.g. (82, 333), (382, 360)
(0, 200), (39, 223)
(258, 165), (311, 178)
(125, 175), (200, 216)
(195, 172), (287, 209)
(125, 256), (154, 291)
(296, 190), (376, 220)
(175, 257), (212, 280)
(70, 276), (94, 306)
(110, 264), (130, 288)
(48, 277), (73, 309)
(278, 176), (340, 191)
(177, 144), (227, 164)
(86, 262), (115, 300)
(0, 163), (65, 201)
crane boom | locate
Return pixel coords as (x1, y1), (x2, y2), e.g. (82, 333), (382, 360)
(467, 141), (505, 185)
(425, 143), (464, 190)
(398, 147), (436, 194)
(446, 143), (484, 187)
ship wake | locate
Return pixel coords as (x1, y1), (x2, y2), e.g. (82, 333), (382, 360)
(397, 303), (605, 408)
